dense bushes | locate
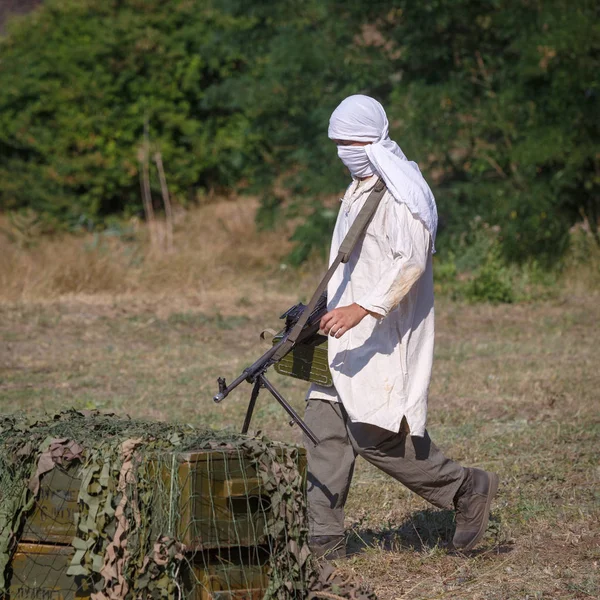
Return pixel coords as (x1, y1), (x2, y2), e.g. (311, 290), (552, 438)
(0, 0), (598, 277)
(0, 0), (366, 227)
(381, 0), (599, 266)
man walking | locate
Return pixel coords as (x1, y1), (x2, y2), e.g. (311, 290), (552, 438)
(304, 95), (498, 559)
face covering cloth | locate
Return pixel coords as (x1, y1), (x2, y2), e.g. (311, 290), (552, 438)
(336, 145), (374, 179)
(328, 94), (438, 250)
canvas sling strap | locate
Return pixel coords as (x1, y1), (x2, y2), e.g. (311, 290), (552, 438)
(271, 177), (387, 363)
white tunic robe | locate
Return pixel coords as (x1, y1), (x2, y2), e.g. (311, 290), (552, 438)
(307, 175), (435, 437)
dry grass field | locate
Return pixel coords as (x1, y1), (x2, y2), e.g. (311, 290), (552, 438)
(1, 200), (598, 599)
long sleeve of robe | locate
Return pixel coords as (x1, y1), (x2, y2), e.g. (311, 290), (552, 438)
(307, 175), (435, 437)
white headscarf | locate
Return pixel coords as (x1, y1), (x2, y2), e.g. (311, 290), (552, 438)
(328, 94), (438, 249)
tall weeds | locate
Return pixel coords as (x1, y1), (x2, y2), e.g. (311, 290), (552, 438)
(1, 200), (597, 304)
(0, 199), (293, 303)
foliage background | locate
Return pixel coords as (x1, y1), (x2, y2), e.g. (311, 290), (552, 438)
(0, 4), (598, 597)
(0, 0), (598, 297)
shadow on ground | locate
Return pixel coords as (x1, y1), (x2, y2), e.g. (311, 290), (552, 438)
(346, 509), (512, 556)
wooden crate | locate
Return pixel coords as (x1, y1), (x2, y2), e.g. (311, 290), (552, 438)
(9, 543), (95, 599)
(181, 554), (268, 600)
(9, 544), (268, 600)
(21, 447), (306, 549)
(168, 450), (270, 549)
(21, 464), (80, 545)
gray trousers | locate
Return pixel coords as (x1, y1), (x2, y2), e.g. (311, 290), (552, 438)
(303, 399), (465, 536)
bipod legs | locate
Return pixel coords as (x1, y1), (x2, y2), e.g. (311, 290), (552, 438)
(240, 373), (319, 445)
(241, 377), (262, 435)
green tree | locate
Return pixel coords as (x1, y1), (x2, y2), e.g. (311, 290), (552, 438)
(0, 0), (260, 224)
(0, 0), (597, 269)
(376, 0), (600, 263)
(0, 0), (379, 228)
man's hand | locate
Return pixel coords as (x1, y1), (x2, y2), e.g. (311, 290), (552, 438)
(320, 303), (370, 338)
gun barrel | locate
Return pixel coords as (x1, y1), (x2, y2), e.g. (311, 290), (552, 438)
(213, 370), (248, 402)
(213, 341), (284, 403)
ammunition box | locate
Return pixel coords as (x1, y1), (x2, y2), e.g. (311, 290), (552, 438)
(161, 450), (271, 549)
(181, 554), (268, 600)
(9, 543), (94, 599)
(21, 447), (306, 550)
(9, 544), (268, 600)
(22, 464), (80, 545)
(272, 333), (332, 387)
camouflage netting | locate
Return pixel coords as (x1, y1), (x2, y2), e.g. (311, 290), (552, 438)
(0, 410), (375, 599)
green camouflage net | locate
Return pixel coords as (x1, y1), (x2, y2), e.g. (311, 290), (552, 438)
(0, 410), (375, 599)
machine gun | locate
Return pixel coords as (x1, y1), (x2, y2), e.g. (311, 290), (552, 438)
(213, 177), (387, 446)
(213, 294), (328, 445)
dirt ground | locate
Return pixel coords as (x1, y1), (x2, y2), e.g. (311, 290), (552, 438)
(1, 284), (598, 599)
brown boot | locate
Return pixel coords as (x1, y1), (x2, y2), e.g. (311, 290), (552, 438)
(452, 468), (499, 552)
(309, 535), (346, 559)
